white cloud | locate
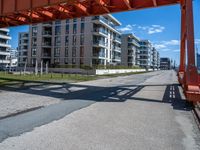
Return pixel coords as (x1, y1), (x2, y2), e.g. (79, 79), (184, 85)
(118, 24), (165, 35)
(118, 24), (134, 32)
(148, 25), (165, 34)
(195, 39), (200, 44)
(137, 24), (165, 34)
(163, 40), (180, 46)
(154, 44), (166, 49)
(173, 49), (180, 52)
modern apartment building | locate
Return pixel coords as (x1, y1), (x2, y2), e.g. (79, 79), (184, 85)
(26, 14), (121, 67)
(121, 34), (140, 67)
(152, 47), (160, 69)
(160, 57), (171, 70)
(0, 28), (11, 68)
(18, 32), (29, 67)
(137, 40), (152, 69)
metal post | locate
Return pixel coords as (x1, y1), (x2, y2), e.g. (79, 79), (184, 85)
(185, 0), (198, 86)
(179, 0), (186, 84)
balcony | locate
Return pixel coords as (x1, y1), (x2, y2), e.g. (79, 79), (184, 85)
(42, 31), (52, 36)
(93, 41), (107, 47)
(0, 43), (11, 48)
(93, 28), (108, 36)
(113, 46), (121, 53)
(113, 37), (121, 43)
(113, 56), (121, 61)
(0, 34), (11, 40)
(42, 42), (52, 47)
(0, 60), (10, 64)
(0, 51), (10, 56)
(42, 53), (51, 58)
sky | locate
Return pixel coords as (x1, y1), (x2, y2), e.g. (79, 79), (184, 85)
(8, 0), (200, 65)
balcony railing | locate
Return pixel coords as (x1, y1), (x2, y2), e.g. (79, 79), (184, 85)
(93, 16), (116, 28)
(42, 31), (52, 35)
(93, 41), (107, 47)
(93, 28), (108, 35)
(42, 42), (52, 46)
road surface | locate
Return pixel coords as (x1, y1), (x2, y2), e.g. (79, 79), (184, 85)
(0, 70), (199, 150)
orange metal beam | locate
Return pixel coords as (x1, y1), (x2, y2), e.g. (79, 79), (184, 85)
(0, 0), (180, 27)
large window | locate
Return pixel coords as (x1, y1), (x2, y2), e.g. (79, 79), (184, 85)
(65, 47), (68, 57)
(55, 26), (61, 35)
(72, 35), (76, 45)
(81, 23), (84, 33)
(32, 48), (37, 56)
(73, 24), (77, 34)
(65, 36), (69, 46)
(72, 47), (76, 57)
(80, 46), (84, 57)
(66, 24), (69, 34)
(54, 47), (60, 57)
(32, 26), (37, 36)
(80, 35), (84, 45)
(55, 37), (61, 46)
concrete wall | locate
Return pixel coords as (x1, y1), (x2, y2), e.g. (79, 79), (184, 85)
(17, 67), (147, 75)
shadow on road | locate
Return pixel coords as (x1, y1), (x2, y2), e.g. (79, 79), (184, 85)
(0, 77), (191, 112)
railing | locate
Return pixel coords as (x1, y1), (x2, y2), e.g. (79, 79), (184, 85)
(42, 31), (52, 35)
(93, 41), (107, 47)
(93, 28), (108, 35)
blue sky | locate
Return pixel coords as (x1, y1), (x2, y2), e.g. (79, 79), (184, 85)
(8, 0), (200, 65)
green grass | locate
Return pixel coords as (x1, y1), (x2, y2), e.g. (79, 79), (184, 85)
(0, 71), (147, 86)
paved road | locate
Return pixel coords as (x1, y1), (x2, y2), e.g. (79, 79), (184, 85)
(0, 70), (199, 150)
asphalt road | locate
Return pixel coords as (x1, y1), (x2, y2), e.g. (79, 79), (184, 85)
(0, 70), (199, 150)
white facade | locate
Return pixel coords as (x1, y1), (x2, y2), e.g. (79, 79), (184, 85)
(26, 14), (121, 67)
(138, 40), (153, 69)
(121, 34), (140, 67)
(0, 28), (11, 68)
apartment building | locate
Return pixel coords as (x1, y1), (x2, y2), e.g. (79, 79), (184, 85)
(152, 47), (160, 70)
(18, 32), (29, 67)
(160, 57), (171, 70)
(0, 28), (11, 68)
(138, 40), (152, 69)
(26, 14), (121, 67)
(121, 34), (140, 67)
(197, 53), (200, 71)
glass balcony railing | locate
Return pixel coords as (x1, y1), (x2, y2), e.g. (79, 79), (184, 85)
(42, 31), (52, 35)
(93, 41), (107, 47)
(92, 16), (116, 28)
(93, 28), (108, 35)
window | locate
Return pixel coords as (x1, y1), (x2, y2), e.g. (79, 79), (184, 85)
(81, 23), (84, 33)
(65, 36), (69, 46)
(32, 27), (37, 36)
(54, 47), (60, 57)
(66, 19), (69, 24)
(73, 18), (77, 22)
(55, 37), (61, 46)
(72, 35), (76, 45)
(72, 47), (76, 57)
(55, 20), (61, 25)
(54, 58), (60, 64)
(32, 48), (37, 56)
(80, 46), (84, 57)
(66, 24), (69, 34)
(55, 26), (61, 35)
(72, 58), (76, 64)
(65, 58), (68, 64)
(65, 47), (68, 57)
(81, 17), (85, 22)
(80, 35), (84, 45)
(73, 24), (77, 34)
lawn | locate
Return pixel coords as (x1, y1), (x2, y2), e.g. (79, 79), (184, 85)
(0, 71), (147, 85)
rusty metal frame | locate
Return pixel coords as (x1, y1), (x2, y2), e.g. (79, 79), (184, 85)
(0, 0), (199, 102)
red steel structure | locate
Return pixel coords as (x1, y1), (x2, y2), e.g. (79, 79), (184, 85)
(0, 0), (199, 102)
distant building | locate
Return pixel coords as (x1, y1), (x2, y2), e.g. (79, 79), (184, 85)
(160, 57), (171, 70)
(18, 32), (29, 67)
(197, 53), (200, 70)
(0, 28), (12, 68)
(121, 33), (140, 67)
(152, 47), (160, 70)
(138, 40), (152, 69)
